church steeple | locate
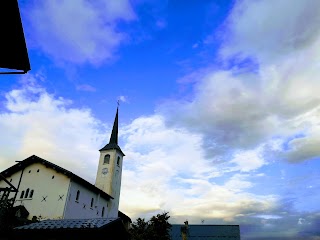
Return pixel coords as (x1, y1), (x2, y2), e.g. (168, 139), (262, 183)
(95, 105), (125, 218)
(99, 106), (124, 156)
(109, 107), (118, 145)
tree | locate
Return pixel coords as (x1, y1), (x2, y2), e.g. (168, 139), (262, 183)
(130, 212), (172, 240)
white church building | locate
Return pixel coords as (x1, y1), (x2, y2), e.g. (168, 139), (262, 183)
(0, 107), (130, 225)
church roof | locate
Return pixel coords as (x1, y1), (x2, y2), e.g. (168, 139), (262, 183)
(0, 155), (114, 200)
(118, 211), (132, 223)
(12, 217), (130, 240)
(15, 218), (119, 230)
(99, 107), (125, 156)
(170, 224), (241, 240)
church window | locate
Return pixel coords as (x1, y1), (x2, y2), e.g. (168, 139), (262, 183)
(104, 154), (110, 164)
(20, 190), (25, 199)
(10, 179), (12, 182)
(76, 190), (80, 201)
(25, 188), (30, 198)
(52, 176), (55, 179)
(29, 190), (34, 198)
(37, 169), (39, 172)
(102, 207), (105, 217)
(91, 198), (94, 208)
(28, 170), (31, 173)
(117, 156), (120, 166)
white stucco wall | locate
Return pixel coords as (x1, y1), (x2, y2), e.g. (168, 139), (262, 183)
(63, 180), (111, 219)
(0, 163), (70, 220)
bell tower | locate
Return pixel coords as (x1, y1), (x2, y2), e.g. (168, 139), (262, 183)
(95, 107), (125, 217)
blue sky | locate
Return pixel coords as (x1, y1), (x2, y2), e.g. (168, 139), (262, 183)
(1, 0), (320, 239)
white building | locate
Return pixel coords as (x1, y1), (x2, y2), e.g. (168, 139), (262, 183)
(0, 107), (129, 224)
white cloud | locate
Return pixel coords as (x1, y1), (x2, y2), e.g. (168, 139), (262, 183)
(156, 19), (167, 29)
(76, 84), (96, 92)
(298, 217), (306, 225)
(0, 75), (106, 182)
(255, 214), (282, 220)
(192, 43), (199, 49)
(118, 95), (128, 103)
(230, 148), (265, 172)
(23, 0), (136, 65)
(119, 115), (278, 222)
(159, 0), (320, 164)
(220, 0), (320, 64)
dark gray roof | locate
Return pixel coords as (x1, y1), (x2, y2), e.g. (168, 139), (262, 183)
(170, 224), (240, 240)
(0, 155), (113, 200)
(99, 142), (125, 156)
(118, 210), (132, 223)
(15, 218), (119, 230)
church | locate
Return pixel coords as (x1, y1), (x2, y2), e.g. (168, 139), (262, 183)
(0, 107), (131, 238)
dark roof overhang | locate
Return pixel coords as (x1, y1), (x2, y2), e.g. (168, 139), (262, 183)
(99, 143), (125, 156)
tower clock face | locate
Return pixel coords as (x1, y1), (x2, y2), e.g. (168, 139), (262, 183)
(102, 168), (108, 175)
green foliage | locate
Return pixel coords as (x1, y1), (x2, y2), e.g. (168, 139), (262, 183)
(130, 212), (172, 240)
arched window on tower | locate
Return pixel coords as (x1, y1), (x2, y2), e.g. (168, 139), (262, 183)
(29, 189), (34, 198)
(25, 188), (29, 198)
(102, 207), (105, 217)
(117, 156), (120, 166)
(104, 154), (110, 164)
(76, 190), (80, 201)
(20, 190), (25, 199)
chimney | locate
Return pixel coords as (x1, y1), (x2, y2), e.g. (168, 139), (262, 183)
(181, 221), (189, 240)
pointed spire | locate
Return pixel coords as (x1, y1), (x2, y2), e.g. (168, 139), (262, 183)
(99, 105), (125, 156)
(109, 107), (118, 144)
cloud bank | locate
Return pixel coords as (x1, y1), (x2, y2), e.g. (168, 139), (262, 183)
(23, 0), (136, 66)
(160, 0), (320, 165)
(0, 74), (106, 181)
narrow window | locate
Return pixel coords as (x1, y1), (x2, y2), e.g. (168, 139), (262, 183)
(76, 190), (80, 201)
(52, 176), (55, 179)
(104, 154), (110, 164)
(20, 190), (25, 199)
(91, 198), (94, 208)
(117, 156), (120, 166)
(10, 179), (12, 182)
(29, 190), (34, 198)
(28, 170), (31, 173)
(102, 207), (105, 217)
(25, 188), (30, 198)
(37, 169), (40, 172)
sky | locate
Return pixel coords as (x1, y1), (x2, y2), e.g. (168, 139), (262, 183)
(1, 0), (320, 239)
